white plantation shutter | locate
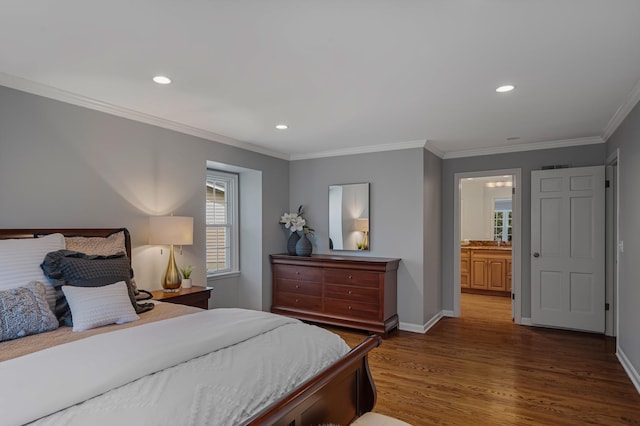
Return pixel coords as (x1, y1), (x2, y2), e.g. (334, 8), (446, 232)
(206, 170), (238, 274)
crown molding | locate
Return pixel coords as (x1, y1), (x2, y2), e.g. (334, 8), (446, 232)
(0, 73), (290, 161)
(290, 139), (426, 161)
(424, 140), (445, 158)
(602, 77), (640, 141)
(442, 136), (604, 159)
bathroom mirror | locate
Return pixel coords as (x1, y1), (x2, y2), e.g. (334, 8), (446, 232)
(329, 183), (370, 251)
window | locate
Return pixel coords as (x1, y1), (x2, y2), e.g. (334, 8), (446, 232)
(493, 198), (512, 242)
(206, 170), (238, 276)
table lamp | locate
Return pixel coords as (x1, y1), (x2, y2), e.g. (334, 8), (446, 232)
(354, 217), (369, 250)
(149, 215), (193, 292)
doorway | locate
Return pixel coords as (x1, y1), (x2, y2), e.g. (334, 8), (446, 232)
(606, 150), (619, 337)
(453, 169), (522, 323)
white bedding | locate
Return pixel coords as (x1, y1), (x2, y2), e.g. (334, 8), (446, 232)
(0, 308), (350, 426)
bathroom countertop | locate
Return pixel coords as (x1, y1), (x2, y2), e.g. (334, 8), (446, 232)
(461, 245), (512, 251)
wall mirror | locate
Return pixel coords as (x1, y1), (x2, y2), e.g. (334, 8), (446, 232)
(329, 183), (370, 251)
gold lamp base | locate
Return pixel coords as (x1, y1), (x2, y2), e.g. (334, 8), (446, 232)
(162, 244), (182, 292)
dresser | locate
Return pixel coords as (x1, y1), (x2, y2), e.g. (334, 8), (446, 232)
(270, 254), (400, 336)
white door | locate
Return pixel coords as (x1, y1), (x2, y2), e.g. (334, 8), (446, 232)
(531, 166), (605, 333)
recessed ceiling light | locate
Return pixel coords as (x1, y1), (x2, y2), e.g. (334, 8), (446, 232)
(496, 84), (515, 93)
(153, 75), (172, 85)
(275, 124), (288, 130)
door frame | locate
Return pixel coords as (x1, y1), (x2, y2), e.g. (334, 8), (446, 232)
(453, 168), (522, 323)
(606, 149), (620, 337)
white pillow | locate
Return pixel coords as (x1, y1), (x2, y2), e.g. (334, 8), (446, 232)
(0, 233), (65, 311)
(61, 281), (140, 332)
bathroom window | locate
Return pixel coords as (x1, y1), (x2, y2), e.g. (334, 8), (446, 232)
(493, 198), (512, 242)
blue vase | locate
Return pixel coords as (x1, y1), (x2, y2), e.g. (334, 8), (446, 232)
(295, 233), (312, 256)
(287, 232), (300, 255)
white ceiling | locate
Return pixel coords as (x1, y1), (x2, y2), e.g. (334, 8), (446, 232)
(2, 1), (640, 160)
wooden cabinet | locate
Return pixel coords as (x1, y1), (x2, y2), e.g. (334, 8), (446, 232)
(460, 248), (470, 288)
(462, 248), (511, 296)
(470, 256), (489, 289)
(271, 254), (400, 336)
(486, 257), (507, 291)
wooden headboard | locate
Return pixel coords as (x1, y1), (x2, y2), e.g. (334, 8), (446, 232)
(0, 228), (132, 259)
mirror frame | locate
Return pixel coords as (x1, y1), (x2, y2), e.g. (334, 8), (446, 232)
(328, 182), (370, 251)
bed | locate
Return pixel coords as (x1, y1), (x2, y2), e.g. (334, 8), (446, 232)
(0, 228), (381, 426)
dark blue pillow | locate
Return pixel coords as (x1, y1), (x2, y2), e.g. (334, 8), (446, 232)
(41, 250), (152, 326)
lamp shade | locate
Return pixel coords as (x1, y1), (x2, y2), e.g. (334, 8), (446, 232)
(149, 216), (193, 245)
(354, 218), (369, 233)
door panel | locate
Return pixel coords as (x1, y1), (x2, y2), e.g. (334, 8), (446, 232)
(570, 197), (593, 258)
(569, 273), (593, 313)
(540, 271), (563, 311)
(531, 166), (605, 333)
(540, 197), (562, 256)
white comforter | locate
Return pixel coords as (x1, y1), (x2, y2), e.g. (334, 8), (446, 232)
(0, 308), (350, 426)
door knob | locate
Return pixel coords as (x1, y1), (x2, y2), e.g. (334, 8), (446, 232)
(533, 252), (540, 258)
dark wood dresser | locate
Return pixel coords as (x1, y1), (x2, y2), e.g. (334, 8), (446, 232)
(270, 254), (400, 336)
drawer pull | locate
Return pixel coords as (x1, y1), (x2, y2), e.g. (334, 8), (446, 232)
(295, 299), (299, 303)
(296, 271), (300, 275)
(295, 285), (299, 289)
(348, 275), (353, 279)
(348, 290), (352, 295)
(348, 306), (352, 310)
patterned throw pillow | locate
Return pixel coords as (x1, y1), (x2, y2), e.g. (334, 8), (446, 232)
(0, 233), (66, 313)
(0, 282), (59, 342)
(62, 281), (139, 332)
(40, 250), (153, 326)
(64, 230), (127, 256)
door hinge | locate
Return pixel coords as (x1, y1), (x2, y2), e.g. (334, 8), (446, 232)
(512, 187), (515, 195)
(605, 180), (610, 188)
(605, 303), (610, 311)
(512, 293), (515, 300)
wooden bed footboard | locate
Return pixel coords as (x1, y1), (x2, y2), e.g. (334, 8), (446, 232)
(245, 334), (382, 426)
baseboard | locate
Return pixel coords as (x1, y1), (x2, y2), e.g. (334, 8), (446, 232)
(442, 310), (455, 317)
(520, 317), (533, 326)
(399, 311), (444, 334)
(617, 346), (640, 395)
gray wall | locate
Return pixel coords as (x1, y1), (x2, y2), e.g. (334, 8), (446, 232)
(606, 101), (640, 383)
(290, 148), (442, 328)
(0, 85), (289, 310)
(441, 144), (607, 317)
(423, 149), (442, 324)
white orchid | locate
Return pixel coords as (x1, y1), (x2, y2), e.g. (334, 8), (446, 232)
(279, 205), (314, 234)
(291, 216), (306, 232)
(280, 212), (296, 229)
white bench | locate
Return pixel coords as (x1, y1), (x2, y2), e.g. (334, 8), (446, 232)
(350, 412), (413, 426)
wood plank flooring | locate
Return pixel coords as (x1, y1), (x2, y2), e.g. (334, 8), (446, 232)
(324, 293), (640, 425)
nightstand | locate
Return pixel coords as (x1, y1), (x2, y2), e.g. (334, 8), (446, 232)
(151, 286), (212, 309)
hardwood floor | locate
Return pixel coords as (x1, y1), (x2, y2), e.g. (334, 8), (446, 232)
(325, 293), (640, 425)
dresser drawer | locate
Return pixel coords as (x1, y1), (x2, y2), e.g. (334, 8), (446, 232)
(324, 269), (380, 288)
(324, 299), (379, 321)
(275, 292), (322, 312)
(275, 265), (323, 282)
(324, 284), (379, 304)
(278, 279), (322, 296)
